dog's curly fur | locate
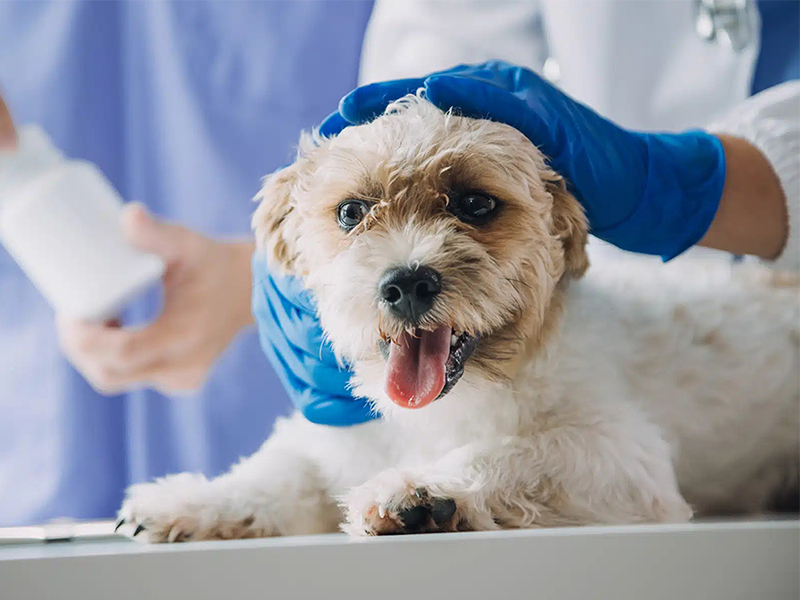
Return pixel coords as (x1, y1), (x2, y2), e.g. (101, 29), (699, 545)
(118, 96), (799, 541)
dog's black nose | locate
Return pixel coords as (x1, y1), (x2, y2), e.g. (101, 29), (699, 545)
(379, 266), (442, 322)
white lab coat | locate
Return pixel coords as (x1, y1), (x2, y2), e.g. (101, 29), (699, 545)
(359, 0), (799, 268)
(360, 0), (761, 131)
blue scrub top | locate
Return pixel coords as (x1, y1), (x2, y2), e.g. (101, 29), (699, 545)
(753, 0), (799, 94)
(0, 0), (373, 526)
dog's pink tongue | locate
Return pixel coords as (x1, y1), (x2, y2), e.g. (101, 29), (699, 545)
(386, 326), (450, 409)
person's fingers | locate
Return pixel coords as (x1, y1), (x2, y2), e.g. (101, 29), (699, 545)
(259, 273), (337, 360)
(121, 202), (194, 263)
(299, 387), (376, 426)
(0, 93), (17, 150)
(253, 293), (352, 398)
(82, 357), (176, 396)
(265, 267), (317, 315)
(123, 359), (208, 395)
(424, 75), (560, 160)
(317, 111), (350, 138)
(83, 362), (162, 396)
(58, 315), (205, 395)
(58, 315), (179, 373)
(339, 77), (427, 124)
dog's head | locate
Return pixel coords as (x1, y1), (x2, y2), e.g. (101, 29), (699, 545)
(253, 96), (588, 413)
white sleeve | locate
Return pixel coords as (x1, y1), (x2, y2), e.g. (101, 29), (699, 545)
(707, 81), (800, 271)
(359, 0), (547, 85)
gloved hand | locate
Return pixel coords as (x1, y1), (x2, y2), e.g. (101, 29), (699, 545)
(251, 252), (377, 426)
(320, 60), (727, 260)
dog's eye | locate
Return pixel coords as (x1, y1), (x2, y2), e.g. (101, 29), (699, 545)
(337, 200), (370, 231)
(449, 192), (499, 225)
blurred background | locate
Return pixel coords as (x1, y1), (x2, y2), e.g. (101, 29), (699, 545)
(0, 0), (374, 527)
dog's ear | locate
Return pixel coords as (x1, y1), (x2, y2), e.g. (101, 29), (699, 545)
(252, 163), (303, 275)
(544, 171), (589, 279)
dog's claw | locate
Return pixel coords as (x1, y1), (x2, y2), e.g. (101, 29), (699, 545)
(114, 518), (125, 533)
(133, 524), (146, 537)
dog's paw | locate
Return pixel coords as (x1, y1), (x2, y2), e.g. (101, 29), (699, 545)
(342, 469), (466, 536)
(116, 473), (270, 543)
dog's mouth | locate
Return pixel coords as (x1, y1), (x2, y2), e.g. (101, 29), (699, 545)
(379, 326), (479, 409)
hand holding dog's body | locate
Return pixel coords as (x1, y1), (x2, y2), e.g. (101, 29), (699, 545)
(119, 98), (798, 541)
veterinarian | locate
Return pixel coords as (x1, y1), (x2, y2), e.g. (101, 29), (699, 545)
(253, 0), (799, 426)
(0, 1), (374, 526)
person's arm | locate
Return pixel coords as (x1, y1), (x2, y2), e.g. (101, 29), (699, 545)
(702, 81), (799, 269)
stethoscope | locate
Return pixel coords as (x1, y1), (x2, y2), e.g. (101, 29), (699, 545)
(694, 0), (758, 52)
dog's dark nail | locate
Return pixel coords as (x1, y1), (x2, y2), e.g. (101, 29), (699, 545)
(241, 515), (255, 527)
(133, 524), (146, 537)
(431, 498), (457, 526)
(114, 518), (125, 532)
(398, 505), (429, 531)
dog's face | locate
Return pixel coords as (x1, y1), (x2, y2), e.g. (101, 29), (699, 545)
(253, 97), (588, 412)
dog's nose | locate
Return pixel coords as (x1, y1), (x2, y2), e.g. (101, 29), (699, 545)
(379, 266), (442, 322)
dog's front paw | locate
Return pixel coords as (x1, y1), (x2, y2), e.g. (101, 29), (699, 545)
(342, 469), (469, 536)
(116, 473), (269, 543)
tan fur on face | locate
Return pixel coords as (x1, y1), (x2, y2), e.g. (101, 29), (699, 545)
(252, 95), (589, 382)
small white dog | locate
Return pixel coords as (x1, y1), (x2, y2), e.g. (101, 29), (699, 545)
(118, 96), (799, 541)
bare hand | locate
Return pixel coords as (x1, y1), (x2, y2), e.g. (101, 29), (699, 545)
(57, 204), (255, 395)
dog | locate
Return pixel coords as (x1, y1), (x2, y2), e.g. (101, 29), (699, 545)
(117, 95), (799, 541)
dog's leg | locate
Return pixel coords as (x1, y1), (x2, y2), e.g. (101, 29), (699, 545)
(117, 416), (341, 542)
(344, 423), (692, 535)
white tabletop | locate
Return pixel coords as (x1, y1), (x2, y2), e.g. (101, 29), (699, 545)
(0, 519), (797, 600)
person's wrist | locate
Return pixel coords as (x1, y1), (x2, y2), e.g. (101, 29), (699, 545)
(699, 134), (789, 259)
(593, 130), (726, 260)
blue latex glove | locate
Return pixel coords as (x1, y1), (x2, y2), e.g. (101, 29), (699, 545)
(251, 253), (377, 426)
(320, 60), (727, 260)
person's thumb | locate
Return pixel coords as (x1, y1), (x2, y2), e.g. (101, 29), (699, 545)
(122, 202), (190, 262)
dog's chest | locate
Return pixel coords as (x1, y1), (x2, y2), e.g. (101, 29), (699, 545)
(380, 377), (538, 460)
